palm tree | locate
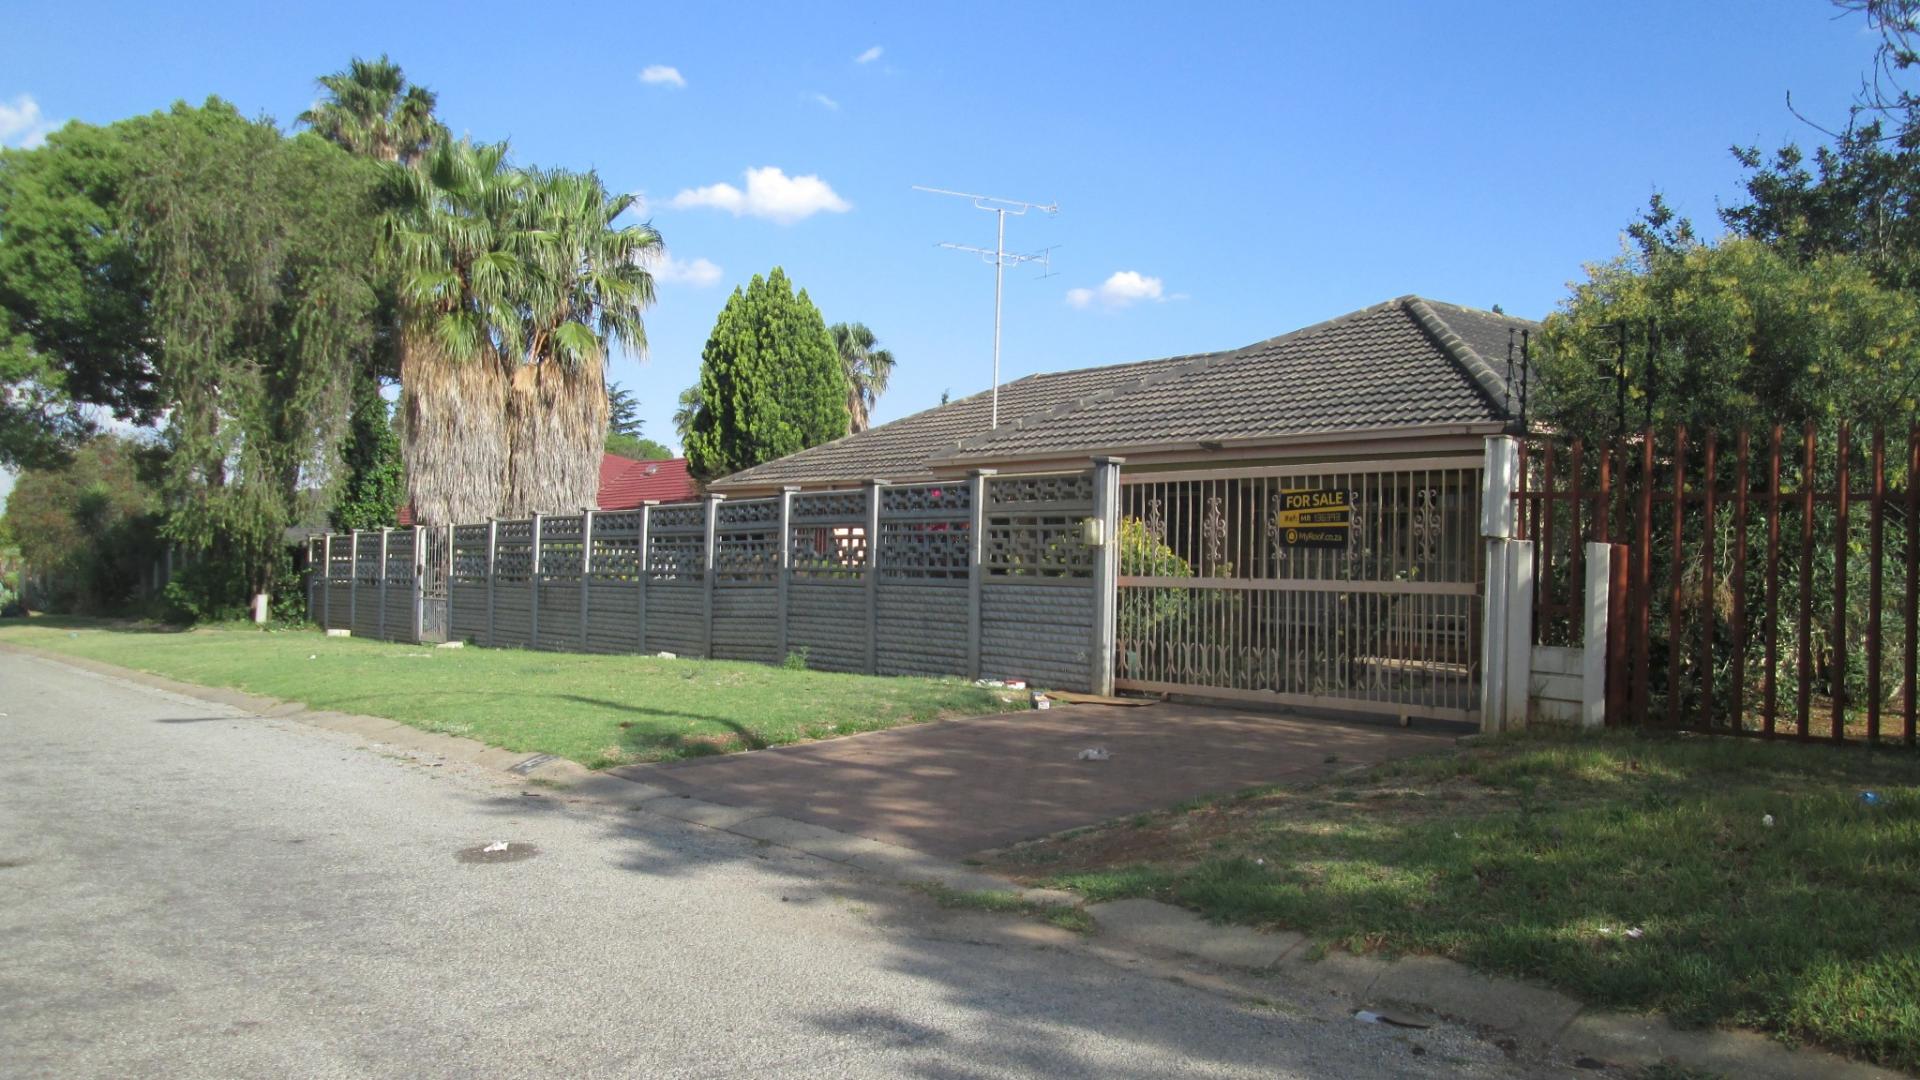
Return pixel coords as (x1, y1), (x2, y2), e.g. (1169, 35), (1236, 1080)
(502, 168), (661, 517)
(830, 322), (895, 434)
(673, 384), (704, 446)
(299, 56), (446, 165)
(383, 139), (530, 525)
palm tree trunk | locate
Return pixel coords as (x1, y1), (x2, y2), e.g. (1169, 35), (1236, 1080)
(503, 354), (607, 519)
(399, 335), (510, 525)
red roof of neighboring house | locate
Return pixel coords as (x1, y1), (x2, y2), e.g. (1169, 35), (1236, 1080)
(396, 454), (699, 524)
(597, 454), (700, 509)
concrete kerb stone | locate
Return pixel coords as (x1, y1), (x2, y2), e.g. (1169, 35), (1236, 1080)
(1089, 898), (1304, 970)
(1370, 954), (1583, 1045)
(636, 795), (768, 830)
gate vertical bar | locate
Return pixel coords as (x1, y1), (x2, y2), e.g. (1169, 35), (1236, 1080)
(1868, 428), (1885, 743)
(1906, 427), (1919, 747)
(1730, 430), (1749, 732)
(1699, 432), (1716, 729)
(1832, 422), (1851, 741)
(776, 487), (795, 664)
(580, 510), (594, 651)
(322, 534), (333, 629)
(1798, 424), (1817, 741)
(1764, 426), (1783, 737)
(702, 496), (721, 660)
(1667, 428), (1687, 729)
(864, 480), (884, 675)
(1607, 542), (1629, 723)
(1633, 432), (1653, 726)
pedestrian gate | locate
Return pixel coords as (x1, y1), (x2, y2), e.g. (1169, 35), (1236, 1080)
(1114, 459), (1485, 723)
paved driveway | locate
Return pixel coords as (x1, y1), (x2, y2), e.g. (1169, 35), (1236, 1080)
(615, 702), (1458, 857)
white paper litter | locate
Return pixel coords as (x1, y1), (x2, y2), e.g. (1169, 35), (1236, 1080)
(482, 841), (510, 853)
(1076, 747), (1110, 761)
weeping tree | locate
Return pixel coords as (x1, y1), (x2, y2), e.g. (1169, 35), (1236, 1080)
(384, 139), (526, 525)
(126, 101), (385, 614)
(503, 168), (659, 517)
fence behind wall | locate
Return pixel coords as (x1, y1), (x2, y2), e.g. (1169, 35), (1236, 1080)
(306, 466), (1119, 693)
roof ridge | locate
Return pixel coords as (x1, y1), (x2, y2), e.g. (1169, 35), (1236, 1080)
(1402, 296), (1513, 417)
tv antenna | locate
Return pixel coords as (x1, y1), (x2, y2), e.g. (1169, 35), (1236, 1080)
(914, 186), (1058, 428)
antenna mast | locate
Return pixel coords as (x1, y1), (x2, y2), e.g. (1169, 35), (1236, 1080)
(914, 186), (1057, 428)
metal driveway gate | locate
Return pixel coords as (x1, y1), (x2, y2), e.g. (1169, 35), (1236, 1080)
(1115, 458), (1486, 723)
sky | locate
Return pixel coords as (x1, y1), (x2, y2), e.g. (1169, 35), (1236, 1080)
(0, 0), (1885, 512)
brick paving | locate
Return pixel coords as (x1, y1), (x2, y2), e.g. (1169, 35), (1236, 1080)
(613, 702), (1459, 857)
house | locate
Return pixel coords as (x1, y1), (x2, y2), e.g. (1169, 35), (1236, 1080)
(708, 296), (1536, 722)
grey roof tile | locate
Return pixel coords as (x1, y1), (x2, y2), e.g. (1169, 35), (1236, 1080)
(710, 296), (1537, 490)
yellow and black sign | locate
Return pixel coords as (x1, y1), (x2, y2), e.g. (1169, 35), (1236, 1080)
(1273, 488), (1350, 548)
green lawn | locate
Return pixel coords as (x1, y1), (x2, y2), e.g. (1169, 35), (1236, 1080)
(0, 617), (1024, 768)
(984, 728), (1920, 1072)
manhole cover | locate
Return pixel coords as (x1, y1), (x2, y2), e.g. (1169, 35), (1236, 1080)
(455, 842), (540, 864)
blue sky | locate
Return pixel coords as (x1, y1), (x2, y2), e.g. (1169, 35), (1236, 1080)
(0, 0), (1881, 509)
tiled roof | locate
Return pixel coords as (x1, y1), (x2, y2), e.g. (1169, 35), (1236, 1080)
(599, 454), (699, 508)
(710, 296), (1535, 491)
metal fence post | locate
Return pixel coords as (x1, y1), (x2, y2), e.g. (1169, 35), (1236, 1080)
(966, 470), (995, 680)
(485, 519), (499, 648)
(637, 502), (654, 653)
(580, 509), (594, 650)
(703, 495), (723, 659)
(1089, 457), (1124, 696)
(529, 512), (544, 650)
(865, 479), (886, 675)
(777, 487), (797, 663)
(412, 524), (426, 643)
(348, 529), (360, 633)
(377, 528), (391, 641)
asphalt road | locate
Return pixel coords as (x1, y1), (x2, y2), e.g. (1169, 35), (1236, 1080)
(0, 650), (1550, 1079)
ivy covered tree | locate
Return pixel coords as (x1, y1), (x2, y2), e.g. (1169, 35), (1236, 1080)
(329, 373), (404, 530)
(684, 268), (849, 479)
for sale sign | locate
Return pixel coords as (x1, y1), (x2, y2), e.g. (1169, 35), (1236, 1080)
(1273, 488), (1350, 548)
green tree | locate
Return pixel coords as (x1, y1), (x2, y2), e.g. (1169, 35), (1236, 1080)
(604, 382), (671, 458)
(1, 435), (160, 612)
(606, 432), (673, 460)
(129, 100), (387, 611)
(685, 268), (849, 479)
(672, 383), (703, 447)
(1535, 227), (1920, 443)
(298, 55), (445, 166)
(0, 117), (161, 467)
(829, 321), (896, 434)
(329, 373), (404, 530)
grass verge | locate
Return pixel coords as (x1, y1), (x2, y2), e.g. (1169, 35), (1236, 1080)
(982, 727), (1920, 1071)
(912, 882), (1093, 933)
(0, 616), (1025, 768)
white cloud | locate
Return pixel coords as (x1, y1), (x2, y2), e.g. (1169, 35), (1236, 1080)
(811, 92), (840, 111)
(669, 166), (851, 224)
(855, 45), (883, 64)
(645, 252), (724, 287)
(639, 65), (686, 88)
(1067, 270), (1167, 309)
(0, 93), (58, 149)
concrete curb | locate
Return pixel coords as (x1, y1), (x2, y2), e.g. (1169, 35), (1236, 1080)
(4, 640), (1902, 1079)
